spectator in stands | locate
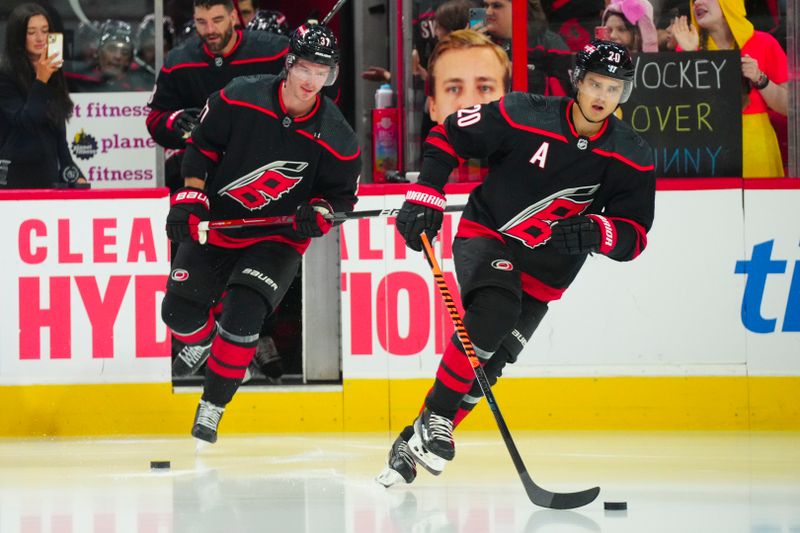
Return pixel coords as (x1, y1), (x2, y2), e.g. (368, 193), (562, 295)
(135, 14), (176, 75)
(237, 0), (257, 27)
(67, 20), (154, 92)
(0, 3), (88, 189)
(434, 0), (473, 40)
(483, 0), (572, 95)
(671, 0), (788, 177)
(602, 0), (659, 53)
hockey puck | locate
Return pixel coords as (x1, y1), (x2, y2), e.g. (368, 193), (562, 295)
(604, 501), (627, 511)
(150, 461), (171, 470)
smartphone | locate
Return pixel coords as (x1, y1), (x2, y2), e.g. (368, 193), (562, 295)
(47, 32), (63, 61)
(468, 8), (486, 29)
(594, 26), (610, 41)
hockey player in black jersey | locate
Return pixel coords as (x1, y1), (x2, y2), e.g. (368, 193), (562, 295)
(377, 40), (655, 486)
(146, 0), (289, 191)
(160, 23), (361, 444)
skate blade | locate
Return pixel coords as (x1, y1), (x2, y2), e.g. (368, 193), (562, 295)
(375, 466), (407, 488)
(407, 433), (445, 476)
(194, 437), (212, 453)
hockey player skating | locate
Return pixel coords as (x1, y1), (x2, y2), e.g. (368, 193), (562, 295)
(377, 40), (655, 486)
(161, 23), (360, 443)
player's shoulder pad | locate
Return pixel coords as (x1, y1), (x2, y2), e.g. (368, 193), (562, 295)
(500, 92), (564, 132)
(162, 35), (204, 68)
(598, 117), (654, 171)
(305, 98), (360, 160)
(240, 30), (290, 58)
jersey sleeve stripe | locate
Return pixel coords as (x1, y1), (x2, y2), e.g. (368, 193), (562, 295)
(425, 135), (460, 161)
(185, 138), (221, 163)
(499, 96), (568, 142)
(607, 216), (648, 258)
(295, 129), (361, 160)
(590, 148), (655, 171)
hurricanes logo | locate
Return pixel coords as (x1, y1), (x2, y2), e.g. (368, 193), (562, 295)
(71, 129), (98, 160)
(219, 161), (308, 210)
(170, 269), (189, 281)
(491, 259), (514, 271)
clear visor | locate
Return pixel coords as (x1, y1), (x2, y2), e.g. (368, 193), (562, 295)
(286, 54), (338, 86)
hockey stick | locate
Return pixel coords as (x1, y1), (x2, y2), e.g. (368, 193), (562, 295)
(196, 204), (466, 231)
(419, 232), (600, 510)
(321, 0), (350, 25)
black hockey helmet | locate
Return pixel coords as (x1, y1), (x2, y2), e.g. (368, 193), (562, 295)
(247, 9), (289, 36)
(287, 22), (339, 85)
(571, 40), (635, 103)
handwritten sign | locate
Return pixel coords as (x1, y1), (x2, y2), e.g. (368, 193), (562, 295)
(620, 51), (742, 178)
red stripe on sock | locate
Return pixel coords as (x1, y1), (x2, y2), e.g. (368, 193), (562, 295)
(453, 406), (472, 428)
(208, 357), (247, 379)
(435, 365), (474, 394)
(172, 312), (215, 344)
(211, 336), (256, 367)
(441, 342), (474, 380)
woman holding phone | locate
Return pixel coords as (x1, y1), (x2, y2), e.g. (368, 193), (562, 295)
(0, 3), (88, 188)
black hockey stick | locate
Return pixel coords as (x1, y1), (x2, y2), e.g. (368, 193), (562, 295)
(419, 232), (600, 510)
(196, 204), (466, 231)
(321, 0), (349, 25)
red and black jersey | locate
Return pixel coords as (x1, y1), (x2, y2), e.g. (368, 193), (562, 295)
(146, 30), (289, 149)
(421, 93), (655, 297)
(182, 74), (361, 252)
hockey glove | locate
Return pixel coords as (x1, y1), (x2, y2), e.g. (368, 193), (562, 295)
(166, 187), (210, 243)
(395, 183), (445, 252)
(168, 108), (202, 139)
(294, 198), (334, 238)
(549, 215), (615, 255)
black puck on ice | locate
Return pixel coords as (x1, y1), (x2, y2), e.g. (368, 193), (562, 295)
(604, 501), (627, 511)
(150, 461), (171, 470)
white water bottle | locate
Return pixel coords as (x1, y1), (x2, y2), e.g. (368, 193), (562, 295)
(375, 83), (393, 108)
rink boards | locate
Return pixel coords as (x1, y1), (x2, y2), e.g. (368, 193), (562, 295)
(0, 181), (798, 435)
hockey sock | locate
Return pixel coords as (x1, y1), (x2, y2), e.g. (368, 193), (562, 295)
(203, 332), (257, 406)
(426, 340), (492, 419)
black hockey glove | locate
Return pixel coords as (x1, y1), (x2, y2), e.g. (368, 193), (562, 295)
(293, 198), (334, 239)
(166, 187), (210, 243)
(168, 108), (202, 139)
(395, 183), (446, 252)
(549, 215), (615, 255)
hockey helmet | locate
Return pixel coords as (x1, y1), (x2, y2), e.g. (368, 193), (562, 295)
(247, 10), (289, 36)
(287, 22), (339, 86)
(571, 40), (635, 103)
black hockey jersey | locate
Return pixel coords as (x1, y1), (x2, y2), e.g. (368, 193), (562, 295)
(421, 93), (655, 299)
(147, 30), (289, 149)
(182, 74), (361, 251)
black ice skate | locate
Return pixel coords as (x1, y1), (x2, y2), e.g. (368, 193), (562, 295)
(191, 399), (225, 444)
(408, 408), (455, 475)
(250, 335), (283, 384)
(375, 429), (417, 487)
(172, 339), (212, 377)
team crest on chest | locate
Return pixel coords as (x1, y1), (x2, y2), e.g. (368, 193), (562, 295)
(219, 160), (308, 210)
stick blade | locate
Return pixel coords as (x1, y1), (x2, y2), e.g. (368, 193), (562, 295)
(521, 472), (600, 509)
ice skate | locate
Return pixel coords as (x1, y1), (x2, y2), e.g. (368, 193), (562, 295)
(251, 335), (283, 385)
(376, 429), (417, 487)
(191, 399), (225, 444)
(172, 339), (212, 377)
(408, 408), (455, 475)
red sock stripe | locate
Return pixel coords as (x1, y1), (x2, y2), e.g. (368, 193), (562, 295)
(453, 406), (472, 428)
(211, 335), (256, 367)
(435, 365), (474, 394)
(172, 312), (215, 344)
(441, 342), (475, 380)
(208, 357), (247, 379)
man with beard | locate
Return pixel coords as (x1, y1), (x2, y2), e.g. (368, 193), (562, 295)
(146, 0), (289, 192)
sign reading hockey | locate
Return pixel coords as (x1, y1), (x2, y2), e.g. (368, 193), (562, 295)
(0, 192), (171, 385)
(620, 50), (742, 177)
